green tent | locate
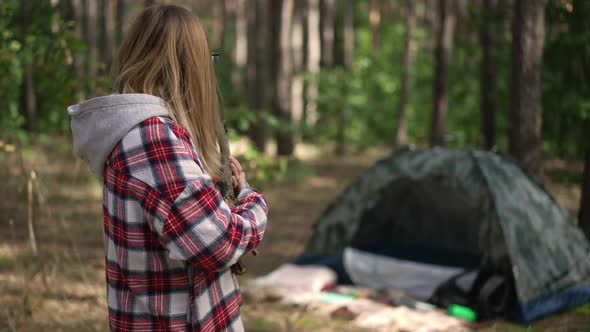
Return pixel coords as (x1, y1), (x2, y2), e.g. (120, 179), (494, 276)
(301, 148), (590, 322)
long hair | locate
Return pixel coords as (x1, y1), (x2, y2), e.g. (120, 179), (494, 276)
(113, 5), (221, 178)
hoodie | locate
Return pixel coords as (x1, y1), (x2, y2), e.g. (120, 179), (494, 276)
(67, 93), (169, 176)
(68, 93), (268, 331)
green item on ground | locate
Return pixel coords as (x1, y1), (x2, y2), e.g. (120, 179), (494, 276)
(318, 292), (357, 304)
(447, 304), (477, 322)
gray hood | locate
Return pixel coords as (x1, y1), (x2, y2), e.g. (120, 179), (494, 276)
(68, 93), (170, 177)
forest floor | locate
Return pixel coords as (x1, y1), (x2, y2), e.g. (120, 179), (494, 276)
(0, 137), (588, 332)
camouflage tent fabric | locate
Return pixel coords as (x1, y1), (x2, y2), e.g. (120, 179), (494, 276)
(302, 148), (590, 322)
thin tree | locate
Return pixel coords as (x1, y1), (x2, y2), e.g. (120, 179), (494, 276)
(343, 0), (355, 69)
(369, 0), (381, 52)
(273, 0), (295, 156)
(291, 1), (305, 127)
(431, 0), (456, 147)
(72, 0), (86, 101)
(335, 0), (355, 155)
(115, 0), (128, 49)
(305, 0), (321, 128)
(21, 0), (36, 132)
(395, 0), (415, 148)
(509, 0), (546, 175)
(320, 0), (337, 67)
(99, 0), (116, 76)
(231, 0), (247, 90)
(247, 0), (269, 152)
(211, 0), (226, 51)
(580, 126), (590, 240)
(480, 0), (498, 150)
(85, 0), (98, 94)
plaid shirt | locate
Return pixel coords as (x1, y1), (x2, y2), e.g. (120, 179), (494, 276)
(102, 116), (268, 331)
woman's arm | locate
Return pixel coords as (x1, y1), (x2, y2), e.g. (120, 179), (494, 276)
(116, 117), (268, 272)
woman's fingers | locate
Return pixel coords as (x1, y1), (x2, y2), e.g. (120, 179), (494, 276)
(230, 162), (239, 178)
(239, 171), (246, 189)
(230, 156), (242, 173)
(228, 156), (246, 192)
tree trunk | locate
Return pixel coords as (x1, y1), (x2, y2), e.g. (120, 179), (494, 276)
(274, 0), (295, 156)
(430, 0), (455, 147)
(247, 0), (269, 152)
(115, 0), (127, 48)
(579, 121), (590, 240)
(291, 1), (305, 127)
(21, 0), (36, 132)
(369, 0), (381, 52)
(99, 0), (116, 76)
(509, 0), (546, 176)
(72, 0), (87, 100)
(305, 0), (321, 128)
(335, 0), (354, 155)
(395, 0), (415, 148)
(211, 0), (226, 51)
(343, 0), (355, 69)
(85, 0), (98, 95)
(232, 0), (248, 91)
(320, 0), (336, 67)
(480, 0), (497, 150)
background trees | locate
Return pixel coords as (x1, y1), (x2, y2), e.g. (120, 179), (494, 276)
(509, 0), (546, 176)
(1, 0), (589, 232)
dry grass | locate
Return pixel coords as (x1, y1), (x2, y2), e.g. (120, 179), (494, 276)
(0, 138), (588, 331)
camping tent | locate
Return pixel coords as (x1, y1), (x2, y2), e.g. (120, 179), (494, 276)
(298, 148), (590, 322)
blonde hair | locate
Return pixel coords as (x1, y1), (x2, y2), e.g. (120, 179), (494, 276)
(113, 4), (221, 178)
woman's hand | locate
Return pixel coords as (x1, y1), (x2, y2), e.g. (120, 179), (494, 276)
(230, 156), (247, 194)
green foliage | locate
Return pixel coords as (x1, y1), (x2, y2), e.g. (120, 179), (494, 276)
(239, 144), (313, 189)
(1, 0), (588, 160)
(0, 0), (25, 133)
(0, 0), (84, 136)
(543, 0), (590, 157)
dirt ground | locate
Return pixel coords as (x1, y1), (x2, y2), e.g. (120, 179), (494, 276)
(0, 138), (588, 331)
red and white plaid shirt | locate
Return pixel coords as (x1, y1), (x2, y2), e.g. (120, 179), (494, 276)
(102, 116), (268, 331)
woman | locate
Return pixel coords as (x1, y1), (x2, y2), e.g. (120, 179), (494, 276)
(68, 5), (268, 332)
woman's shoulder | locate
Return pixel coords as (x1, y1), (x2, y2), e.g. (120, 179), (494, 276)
(140, 116), (191, 141)
(109, 116), (198, 171)
(107, 115), (204, 191)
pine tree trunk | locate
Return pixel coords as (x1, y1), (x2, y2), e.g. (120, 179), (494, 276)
(305, 0), (321, 128)
(274, 0), (295, 156)
(99, 0), (116, 76)
(369, 0), (381, 53)
(232, 0), (247, 90)
(72, 0), (86, 100)
(509, 0), (546, 176)
(430, 0), (455, 147)
(85, 0), (98, 94)
(580, 121), (590, 240)
(343, 0), (355, 69)
(291, 1), (305, 130)
(211, 0), (226, 51)
(335, 0), (354, 155)
(480, 0), (497, 150)
(395, 0), (415, 148)
(21, 0), (36, 132)
(115, 0), (127, 48)
(320, 0), (336, 67)
(247, 0), (269, 152)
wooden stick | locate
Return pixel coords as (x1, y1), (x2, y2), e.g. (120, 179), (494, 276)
(27, 170), (38, 255)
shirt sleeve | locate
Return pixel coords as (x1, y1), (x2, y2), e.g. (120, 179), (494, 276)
(125, 117), (268, 272)
(164, 173), (268, 271)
